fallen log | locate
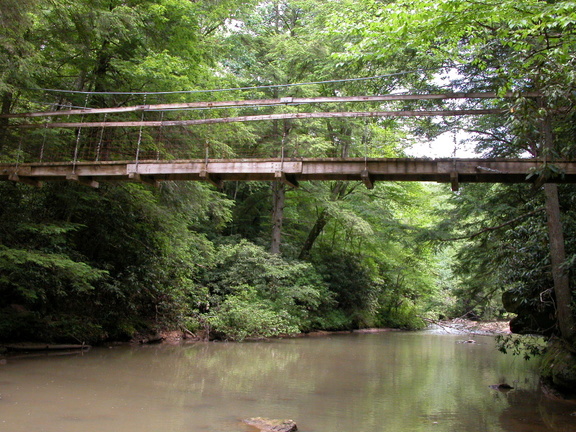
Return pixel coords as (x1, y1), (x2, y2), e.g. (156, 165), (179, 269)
(1, 343), (91, 352)
(243, 417), (298, 432)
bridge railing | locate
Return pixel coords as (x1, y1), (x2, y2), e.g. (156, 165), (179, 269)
(1, 126), (242, 164)
(1, 123), (379, 164)
(2, 91), (538, 165)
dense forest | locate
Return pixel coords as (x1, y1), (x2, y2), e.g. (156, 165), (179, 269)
(1, 0), (575, 396)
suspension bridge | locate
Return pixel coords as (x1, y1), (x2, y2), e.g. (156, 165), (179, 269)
(1, 91), (575, 190)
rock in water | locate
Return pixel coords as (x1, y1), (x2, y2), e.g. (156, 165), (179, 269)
(243, 417), (298, 432)
(489, 383), (514, 391)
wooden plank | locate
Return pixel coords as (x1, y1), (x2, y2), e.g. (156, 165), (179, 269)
(14, 109), (507, 129)
(128, 161), (302, 175)
(0, 92), (541, 119)
(28, 164), (128, 177)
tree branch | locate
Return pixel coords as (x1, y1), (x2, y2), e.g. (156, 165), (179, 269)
(465, 128), (514, 146)
(441, 207), (546, 242)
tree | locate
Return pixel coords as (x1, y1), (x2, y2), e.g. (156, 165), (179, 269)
(333, 0), (576, 341)
(331, 0), (576, 396)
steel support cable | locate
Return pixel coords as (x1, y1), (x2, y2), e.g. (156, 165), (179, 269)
(95, 113), (107, 162)
(2, 92), (539, 120)
(134, 94), (147, 171)
(27, 68), (444, 96)
(72, 94), (91, 173)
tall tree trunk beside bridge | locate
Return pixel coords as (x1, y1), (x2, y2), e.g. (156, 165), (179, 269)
(544, 183), (575, 342)
(0, 92), (12, 151)
(271, 180), (285, 255)
(542, 114), (575, 343)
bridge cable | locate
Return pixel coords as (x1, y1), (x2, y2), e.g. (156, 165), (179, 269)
(72, 93), (91, 174)
(95, 113), (107, 162)
(156, 111), (164, 161)
(27, 68), (445, 97)
(134, 94), (147, 172)
(15, 136), (23, 171)
(39, 123), (49, 163)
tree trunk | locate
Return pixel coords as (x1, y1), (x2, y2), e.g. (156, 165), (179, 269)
(297, 181), (349, 259)
(0, 92), (13, 150)
(544, 183), (575, 342)
(298, 209), (329, 260)
(270, 180), (285, 254)
(541, 109), (575, 342)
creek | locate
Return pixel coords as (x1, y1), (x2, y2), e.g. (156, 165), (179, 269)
(1, 331), (575, 432)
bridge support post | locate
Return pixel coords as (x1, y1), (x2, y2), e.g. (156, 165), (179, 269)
(271, 180), (285, 255)
(199, 170), (223, 189)
(274, 171), (298, 189)
(361, 169), (374, 189)
(128, 172), (158, 187)
(66, 173), (99, 188)
(8, 172), (42, 188)
(450, 171), (460, 192)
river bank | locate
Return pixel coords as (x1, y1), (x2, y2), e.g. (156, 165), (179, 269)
(0, 319), (512, 357)
(132, 318), (511, 346)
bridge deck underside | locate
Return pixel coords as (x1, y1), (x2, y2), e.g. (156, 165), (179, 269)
(1, 158), (575, 188)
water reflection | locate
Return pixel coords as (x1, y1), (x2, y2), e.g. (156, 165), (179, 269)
(499, 389), (576, 432)
(0, 332), (574, 432)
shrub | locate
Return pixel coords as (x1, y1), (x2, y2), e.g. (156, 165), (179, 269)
(198, 240), (334, 335)
(206, 289), (299, 341)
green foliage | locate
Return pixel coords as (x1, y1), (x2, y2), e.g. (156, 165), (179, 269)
(496, 334), (547, 361)
(0, 246), (107, 304)
(0, 307), (44, 342)
(206, 286), (299, 341)
(199, 240), (335, 337)
(10, 0), (572, 346)
(313, 250), (379, 327)
(0, 180), (233, 343)
(308, 309), (354, 331)
(313, 243), (432, 330)
(374, 299), (427, 330)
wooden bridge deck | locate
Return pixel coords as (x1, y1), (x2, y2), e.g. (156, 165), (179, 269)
(1, 158), (575, 190)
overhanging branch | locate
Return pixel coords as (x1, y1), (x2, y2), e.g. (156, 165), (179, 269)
(441, 207), (546, 242)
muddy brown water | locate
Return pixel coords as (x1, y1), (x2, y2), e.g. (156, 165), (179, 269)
(1, 331), (575, 432)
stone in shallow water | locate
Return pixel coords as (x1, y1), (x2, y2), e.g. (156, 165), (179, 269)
(243, 417), (298, 432)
